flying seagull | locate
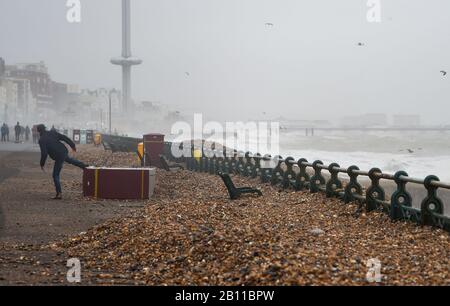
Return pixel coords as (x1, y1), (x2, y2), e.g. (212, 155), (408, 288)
(265, 22), (274, 28)
(357, 42), (365, 46)
(440, 70), (447, 76)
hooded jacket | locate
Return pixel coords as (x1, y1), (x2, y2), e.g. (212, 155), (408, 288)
(38, 130), (76, 166)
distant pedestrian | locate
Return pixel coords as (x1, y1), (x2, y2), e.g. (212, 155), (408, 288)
(14, 122), (21, 143)
(5, 124), (9, 141)
(1, 123), (6, 142)
(20, 126), (25, 141)
(25, 126), (30, 142)
(37, 124), (89, 200)
(32, 125), (38, 144)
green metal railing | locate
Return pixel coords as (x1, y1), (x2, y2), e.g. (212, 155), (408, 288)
(163, 141), (450, 232)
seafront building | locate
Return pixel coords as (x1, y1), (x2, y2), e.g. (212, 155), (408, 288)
(0, 57), (122, 127)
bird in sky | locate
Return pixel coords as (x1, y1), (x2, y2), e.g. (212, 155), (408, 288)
(265, 22), (274, 28)
(185, 72), (190, 77)
(440, 70), (447, 76)
(357, 42), (365, 46)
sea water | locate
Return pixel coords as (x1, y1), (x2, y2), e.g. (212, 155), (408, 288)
(277, 130), (450, 182)
(167, 129), (450, 182)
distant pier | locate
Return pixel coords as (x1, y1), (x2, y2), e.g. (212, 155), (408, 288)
(282, 127), (450, 136)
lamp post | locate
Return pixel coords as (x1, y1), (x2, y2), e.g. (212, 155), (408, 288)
(108, 89), (118, 135)
(109, 91), (112, 134)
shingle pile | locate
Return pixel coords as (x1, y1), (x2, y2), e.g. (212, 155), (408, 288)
(50, 147), (449, 285)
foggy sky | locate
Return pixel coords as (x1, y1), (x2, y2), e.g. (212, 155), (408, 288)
(1, 0), (450, 124)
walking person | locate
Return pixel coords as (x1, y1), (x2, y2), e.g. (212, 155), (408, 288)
(14, 122), (21, 143)
(1, 123), (6, 142)
(37, 124), (89, 200)
(32, 125), (38, 144)
(25, 125), (30, 142)
(5, 124), (9, 141)
(20, 126), (25, 141)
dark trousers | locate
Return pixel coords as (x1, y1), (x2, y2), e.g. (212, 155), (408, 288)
(53, 156), (87, 194)
(1, 134), (5, 142)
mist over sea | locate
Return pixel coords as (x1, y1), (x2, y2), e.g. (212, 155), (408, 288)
(169, 128), (450, 183)
(278, 130), (450, 182)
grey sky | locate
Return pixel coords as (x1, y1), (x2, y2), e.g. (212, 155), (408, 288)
(1, 0), (449, 123)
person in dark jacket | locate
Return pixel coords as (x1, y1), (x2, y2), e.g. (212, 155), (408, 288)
(1, 123), (6, 142)
(25, 126), (30, 142)
(38, 124), (89, 200)
(15, 122), (21, 143)
(5, 124), (9, 141)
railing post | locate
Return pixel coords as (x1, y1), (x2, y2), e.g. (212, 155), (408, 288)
(326, 163), (342, 198)
(236, 151), (246, 176)
(295, 158), (310, 191)
(390, 171), (412, 220)
(420, 175), (443, 227)
(260, 154), (272, 183)
(271, 156), (284, 186)
(310, 160), (325, 193)
(243, 152), (252, 177)
(223, 155), (230, 174)
(231, 150), (238, 174)
(253, 153), (262, 179)
(366, 168), (385, 212)
(344, 165), (363, 203)
(209, 151), (216, 175)
(282, 157), (296, 189)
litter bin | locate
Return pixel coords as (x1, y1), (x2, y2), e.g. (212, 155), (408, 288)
(80, 130), (87, 144)
(137, 142), (144, 165)
(73, 130), (81, 144)
(86, 130), (94, 144)
(194, 149), (202, 162)
(94, 133), (102, 146)
(143, 133), (165, 168)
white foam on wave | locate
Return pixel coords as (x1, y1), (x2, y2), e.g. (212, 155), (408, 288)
(277, 148), (450, 182)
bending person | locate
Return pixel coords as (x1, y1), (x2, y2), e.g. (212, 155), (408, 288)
(37, 124), (89, 200)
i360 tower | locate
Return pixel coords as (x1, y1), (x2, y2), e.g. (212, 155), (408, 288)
(111, 0), (142, 113)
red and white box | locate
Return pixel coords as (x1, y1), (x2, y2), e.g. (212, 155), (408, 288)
(83, 167), (156, 200)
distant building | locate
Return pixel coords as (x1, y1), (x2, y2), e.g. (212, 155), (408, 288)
(340, 113), (388, 127)
(6, 61), (53, 109)
(52, 82), (81, 111)
(9, 78), (34, 119)
(0, 86), (7, 121)
(0, 86), (6, 104)
(362, 113), (388, 126)
(0, 78), (18, 122)
(0, 58), (5, 77)
(141, 101), (162, 112)
(393, 114), (421, 127)
(277, 118), (332, 129)
(79, 88), (122, 119)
